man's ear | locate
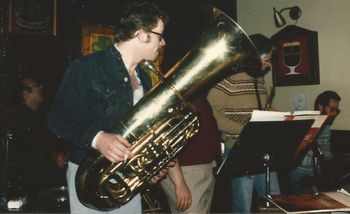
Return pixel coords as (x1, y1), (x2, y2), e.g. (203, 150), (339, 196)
(317, 104), (324, 112)
(136, 29), (149, 43)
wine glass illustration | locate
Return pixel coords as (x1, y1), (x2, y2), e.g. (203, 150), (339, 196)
(283, 41), (301, 75)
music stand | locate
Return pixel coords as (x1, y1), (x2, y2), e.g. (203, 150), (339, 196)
(216, 119), (315, 202)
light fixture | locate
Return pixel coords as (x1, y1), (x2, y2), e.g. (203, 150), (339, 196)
(273, 6), (302, 28)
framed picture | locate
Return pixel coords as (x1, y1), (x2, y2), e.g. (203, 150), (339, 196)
(81, 23), (116, 56)
(8, 0), (57, 36)
(271, 25), (320, 86)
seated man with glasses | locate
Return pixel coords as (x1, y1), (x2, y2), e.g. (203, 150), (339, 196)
(289, 90), (341, 194)
(6, 76), (68, 196)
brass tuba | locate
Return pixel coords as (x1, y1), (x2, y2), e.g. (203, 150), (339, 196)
(75, 5), (259, 211)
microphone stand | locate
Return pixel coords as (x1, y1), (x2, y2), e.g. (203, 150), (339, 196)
(312, 141), (325, 176)
(0, 127), (12, 208)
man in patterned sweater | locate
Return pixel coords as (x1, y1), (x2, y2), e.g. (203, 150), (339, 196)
(207, 34), (280, 213)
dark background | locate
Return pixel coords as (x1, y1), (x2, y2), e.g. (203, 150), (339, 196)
(0, 1), (236, 211)
(0, 0), (237, 107)
(2, 2), (350, 212)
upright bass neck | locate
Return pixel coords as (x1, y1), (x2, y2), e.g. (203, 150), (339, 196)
(265, 86), (275, 110)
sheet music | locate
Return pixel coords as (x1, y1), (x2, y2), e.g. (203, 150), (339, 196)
(249, 110), (290, 121)
(329, 191), (350, 206)
(338, 184), (350, 197)
(292, 110), (320, 116)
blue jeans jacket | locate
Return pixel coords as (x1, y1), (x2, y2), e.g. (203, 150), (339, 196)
(48, 45), (152, 164)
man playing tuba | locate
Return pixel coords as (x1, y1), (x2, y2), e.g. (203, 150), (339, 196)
(48, 1), (182, 213)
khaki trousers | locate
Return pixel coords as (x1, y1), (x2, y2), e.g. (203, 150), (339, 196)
(161, 161), (216, 214)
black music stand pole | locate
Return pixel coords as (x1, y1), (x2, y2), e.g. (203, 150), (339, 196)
(262, 153), (271, 207)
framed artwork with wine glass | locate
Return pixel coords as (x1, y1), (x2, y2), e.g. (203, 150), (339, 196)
(271, 25), (320, 86)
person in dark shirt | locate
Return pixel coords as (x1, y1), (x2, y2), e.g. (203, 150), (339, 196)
(9, 76), (67, 194)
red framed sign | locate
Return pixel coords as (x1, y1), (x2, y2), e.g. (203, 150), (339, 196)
(271, 25), (320, 86)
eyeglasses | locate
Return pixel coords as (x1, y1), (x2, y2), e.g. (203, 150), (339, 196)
(149, 30), (164, 41)
(326, 106), (341, 114)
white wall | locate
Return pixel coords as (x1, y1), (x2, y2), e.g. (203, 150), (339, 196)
(236, 0), (350, 130)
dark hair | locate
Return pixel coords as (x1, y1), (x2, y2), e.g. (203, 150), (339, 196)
(115, 0), (169, 42)
(314, 90), (341, 110)
(249, 34), (273, 55)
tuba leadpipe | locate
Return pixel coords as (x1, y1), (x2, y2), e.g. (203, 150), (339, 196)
(75, 5), (259, 211)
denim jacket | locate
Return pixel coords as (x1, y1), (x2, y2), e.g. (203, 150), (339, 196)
(48, 46), (152, 164)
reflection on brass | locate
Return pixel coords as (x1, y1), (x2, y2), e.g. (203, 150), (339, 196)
(75, 5), (259, 211)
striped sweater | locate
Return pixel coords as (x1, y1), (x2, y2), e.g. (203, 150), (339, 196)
(207, 72), (268, 148)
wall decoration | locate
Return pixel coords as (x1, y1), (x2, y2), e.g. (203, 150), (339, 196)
(8, 0), (57, 35)
(271, 25), (319, 86)
(81, 23), (115, 56)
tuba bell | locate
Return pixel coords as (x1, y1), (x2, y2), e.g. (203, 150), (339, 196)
(75, 5), (259, 211)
